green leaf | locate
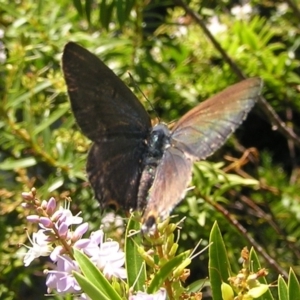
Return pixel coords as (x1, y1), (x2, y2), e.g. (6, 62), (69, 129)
(72, 0), (83, 16)
(124, 0), (135, 16)
(278, 275), (288, 300)
(208, 221), (231, 300)
(5, 80), (52, 109)
(125, 215), (146, 291)
(99, 0), (115, 30)
(288, 268), (300, 300)
(116, 0), (126, 27)
(147, 250), (190, 294)
(32, 105), (69, 135)
(0, 157), (37, 170)
(73, 272), (111, 300)
(73, 248), (122, 300)
(85, 0), (92, 23)
(47, 177), (64, 192)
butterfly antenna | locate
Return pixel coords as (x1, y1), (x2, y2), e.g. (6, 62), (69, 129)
(128, 72), (160, 122)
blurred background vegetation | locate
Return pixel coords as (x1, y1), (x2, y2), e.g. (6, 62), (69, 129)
(0, 0), (300, 299)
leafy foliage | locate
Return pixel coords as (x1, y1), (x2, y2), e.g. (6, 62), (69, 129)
(1, 0), (300, 299)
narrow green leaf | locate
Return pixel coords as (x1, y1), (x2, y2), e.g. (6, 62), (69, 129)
(85, 0), (92, 23)
(187, 279), (210, 293)
(73, 272), (111, 300)
(125, 215), (146, 291)
(0, 2), (22, 17)
(47, 178), (64, 193)
(6, 80), (52, 109)
(124, 0), (135, 16)
(33, 105), (69, 135)
(72, 0), (83, 16)
(249, 248), (264, 281)
(208, 221), (231, 300)
(116, 0), (125, 27)
(73, 248), (122, 300)
(278, 275), (288, 300)
(0, 157), (37, 170)
(147, 250), (190, 294)
(99, 0), (115, 30)
(288, 268), (300, 300)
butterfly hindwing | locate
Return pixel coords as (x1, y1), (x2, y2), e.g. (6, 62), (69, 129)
(142, 147), (193, 231)
(87, 137), (147, 210)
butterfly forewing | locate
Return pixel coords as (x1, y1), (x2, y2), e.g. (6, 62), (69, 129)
(170, 78), (262, 160)
(62, 42), (151, 141)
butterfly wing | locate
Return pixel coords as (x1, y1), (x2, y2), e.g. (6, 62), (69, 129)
(170, 78), (263, 160)
(142, 147), (193, 232)
(88, 138), (147, 210)
(62, 42), (151, 209)
(62, 42), (151, 140)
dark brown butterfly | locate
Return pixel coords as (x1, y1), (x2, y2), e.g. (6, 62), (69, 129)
(62, 42), (263, 233)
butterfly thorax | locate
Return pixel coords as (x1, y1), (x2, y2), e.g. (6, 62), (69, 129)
(137, 123), (170, 211)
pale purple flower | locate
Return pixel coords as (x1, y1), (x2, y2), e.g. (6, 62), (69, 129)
(26, 215), (40, 223)
(90, 240), (127, 279)
(79, 229), (126, 279)
(72, 223), (89, 241)
(39, 216), (52, 228)
(74, 238), (91, 250)
(23, 229), (52, 266)
(46, 197), (57, 215)
(81, 229), (104, 257)
(129, 288), (167, 300)
(50, 245), (64, 262)
(46, 255), (81, 294)
(57, 221), (68, 238)
(59, 208), (83, 226)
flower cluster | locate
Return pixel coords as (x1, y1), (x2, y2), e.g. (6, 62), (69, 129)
(222, 247), (269, 300)
(21, 188), (126, 298)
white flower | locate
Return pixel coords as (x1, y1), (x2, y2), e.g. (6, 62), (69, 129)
(90, 240), (127, 279)
(23, 230), (52, 266)
(207, 16), (227, 35)
(231, 3), (252, 20)
(129, 288), (167, 300)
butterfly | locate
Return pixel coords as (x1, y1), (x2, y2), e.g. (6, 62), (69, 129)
(62, 42), (263, 233)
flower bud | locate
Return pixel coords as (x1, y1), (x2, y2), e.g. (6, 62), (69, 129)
(221, 282), (234, 300)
